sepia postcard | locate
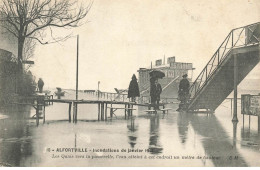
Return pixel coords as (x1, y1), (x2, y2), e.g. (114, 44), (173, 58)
(0, 0), (260, 167)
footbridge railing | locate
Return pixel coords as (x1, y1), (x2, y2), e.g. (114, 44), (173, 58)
(189, 22), (260, 100)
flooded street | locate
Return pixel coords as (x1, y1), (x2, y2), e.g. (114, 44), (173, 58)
(0, 0), (259, 167)
(0, 92), (260, 167)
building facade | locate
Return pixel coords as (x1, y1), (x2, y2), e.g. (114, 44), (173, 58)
(138, 56), (194, 98)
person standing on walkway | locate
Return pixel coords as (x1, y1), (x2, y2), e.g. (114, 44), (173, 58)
(179, 74), (189, 91)
(151, 79), (162, 109)
(177, 74), (190, 111)
(150, 76), (156, 105)
(127, 74), (140, 102)
(38, 78), (44, 93)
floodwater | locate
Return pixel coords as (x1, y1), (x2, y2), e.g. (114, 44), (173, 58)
(0, 91), (260, 167)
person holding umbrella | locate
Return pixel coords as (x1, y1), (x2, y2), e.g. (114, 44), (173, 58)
(128, 74), (140, 102)
(149, 70), (164, 110)
(153, 79), (162, 109)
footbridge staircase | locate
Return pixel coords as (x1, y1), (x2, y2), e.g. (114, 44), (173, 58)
(188, 22), (260, 111)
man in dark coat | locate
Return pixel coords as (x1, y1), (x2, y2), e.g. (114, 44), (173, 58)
(128, 74), (140, 102)
(150, 78), (162, 109)
(179, 74), (190, 93)
(150, 77), (156, 104)
(38, 78), (44, 93)
(177, 74), (190, 111)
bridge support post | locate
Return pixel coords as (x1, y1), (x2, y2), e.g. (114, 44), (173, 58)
(43, 102), (46, 124)
(100, 102), (104, 121)
(163, 104), (165, 114)
(124, 104), (127, 119)
(75, 103), (78, 123)
(105, 103), (107, 121)
(68, 102), (72, 123)
(73, 103), (78, 123)
(232, 120), (238, 148)
(232, 53), (239, 122)
(98, 103), (100, 121)
(36, 99), (39, 126)
(127, 104), (130, 118)
(258, 116), (260, 134)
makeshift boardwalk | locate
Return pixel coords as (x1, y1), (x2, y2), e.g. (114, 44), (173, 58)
(39, 99), (169, 124)
(10, 94), (54, 126)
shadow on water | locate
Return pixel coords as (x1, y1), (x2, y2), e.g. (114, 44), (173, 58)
(0, 105), (34, 167)
(188, 113), (248, 167)
(148, 114), (163, 154)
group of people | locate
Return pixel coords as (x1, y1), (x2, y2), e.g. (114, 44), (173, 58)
(127, 73), (190, 111)
(127, 74), (162, 109)
(37, 73), (190, 110)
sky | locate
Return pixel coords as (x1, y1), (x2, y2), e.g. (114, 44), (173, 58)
(13, 0), (260, 92)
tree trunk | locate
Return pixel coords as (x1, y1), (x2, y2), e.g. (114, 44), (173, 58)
(17, 36), (25, 95)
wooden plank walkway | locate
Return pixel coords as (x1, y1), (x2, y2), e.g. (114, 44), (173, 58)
(43, 99), (167, 124)
(10, 97), (169, 126)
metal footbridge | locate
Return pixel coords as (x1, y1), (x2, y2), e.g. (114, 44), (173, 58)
(188, 22), (260, 111)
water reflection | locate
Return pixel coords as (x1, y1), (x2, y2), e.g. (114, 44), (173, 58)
(127, 116), (138, 148)
(148, 114), (163, 154)
(241, 127), (260, 151)
(0, 105), (33, 167)
(177, 113), (189, 144)
(1, 97), (259, 167)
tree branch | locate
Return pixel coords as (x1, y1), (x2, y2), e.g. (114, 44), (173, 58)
(0, 0), (93, 63)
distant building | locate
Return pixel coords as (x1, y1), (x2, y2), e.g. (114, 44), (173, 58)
(137, 56), (194, 97)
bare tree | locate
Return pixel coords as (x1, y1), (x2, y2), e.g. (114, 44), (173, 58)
(0, 0), (93, 94)
(23, 38), (36, 71)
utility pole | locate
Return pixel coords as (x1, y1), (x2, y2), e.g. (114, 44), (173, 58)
(74, 35), (79, 123)
(76, 35), (79, 100)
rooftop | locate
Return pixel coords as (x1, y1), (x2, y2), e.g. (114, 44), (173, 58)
(138, 56), (193, 71)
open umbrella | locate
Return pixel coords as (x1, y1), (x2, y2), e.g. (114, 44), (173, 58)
(149, 70), (165, 79)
